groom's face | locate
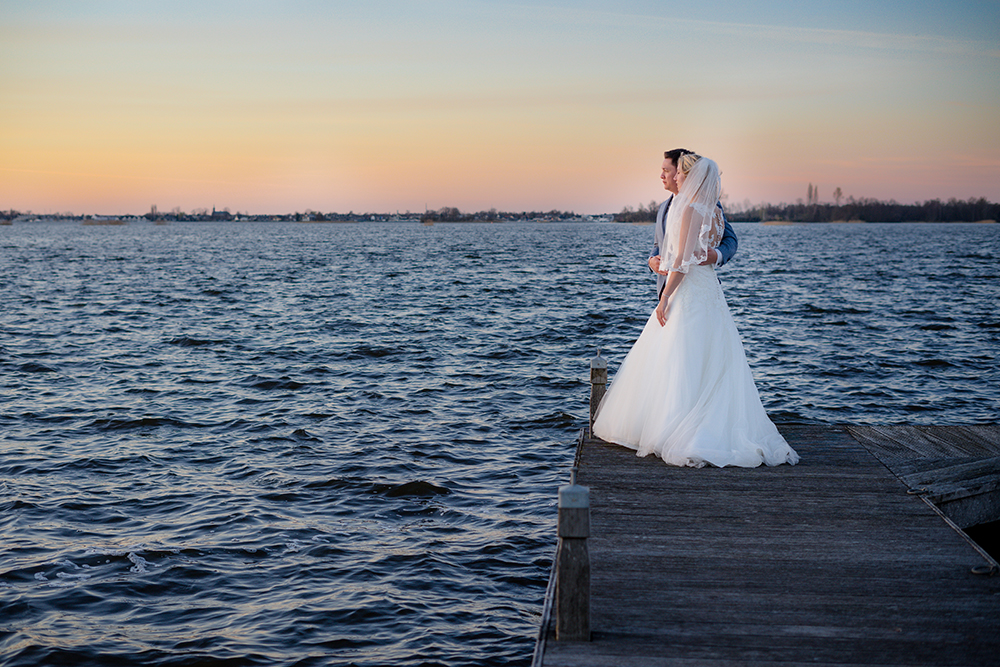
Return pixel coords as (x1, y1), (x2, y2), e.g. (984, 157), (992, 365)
(661, 159), (679, 195)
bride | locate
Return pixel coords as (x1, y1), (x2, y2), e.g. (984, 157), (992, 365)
(593, 154), (799, 468)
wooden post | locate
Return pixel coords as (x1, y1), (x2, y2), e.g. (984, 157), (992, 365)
(589, 350), (607, 438)
(555, 467), (590, 641)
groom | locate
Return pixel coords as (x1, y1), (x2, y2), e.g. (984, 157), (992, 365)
(648, 148), (738, 299)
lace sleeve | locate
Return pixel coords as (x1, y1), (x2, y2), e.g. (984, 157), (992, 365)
(658, 203), (713, 273)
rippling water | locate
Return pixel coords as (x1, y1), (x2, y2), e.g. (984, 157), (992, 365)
(1, 221), (997, 666)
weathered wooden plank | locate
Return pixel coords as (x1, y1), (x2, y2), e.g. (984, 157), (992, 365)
(917, 425), (1000, 456)
(536, 425), (1000, 667)
(846, 425), (1000, 527)
(542, 630), (1000, 667)
(848, 425), (964, 460)
(543, 630), (1000, 667)
(900, 456), (1000, 491)
(849, 425), (1000, 463)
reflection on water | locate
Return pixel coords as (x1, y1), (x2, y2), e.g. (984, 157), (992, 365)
(1, 221), (997, 666)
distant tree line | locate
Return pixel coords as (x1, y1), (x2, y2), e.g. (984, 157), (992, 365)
(7, 195), (997, 225)
(613, 196), (998, 223)
(0, 207), (586, 223)
(726, 197), (999, 223)
(613, 201), (660, 223)
(419, 207), (579, 222)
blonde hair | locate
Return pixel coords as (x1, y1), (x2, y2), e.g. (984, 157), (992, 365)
(677, 153), (702, 175)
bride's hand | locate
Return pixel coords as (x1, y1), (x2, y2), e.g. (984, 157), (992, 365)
(655, 297), (669, 326)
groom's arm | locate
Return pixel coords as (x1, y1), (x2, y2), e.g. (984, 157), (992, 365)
(648, 199), (670, 274)
(648, 239), (660, 271)
(715, 219), (738, 266)
(702, 206), (738, 267)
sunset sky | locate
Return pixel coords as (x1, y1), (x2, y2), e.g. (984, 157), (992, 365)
(3, 0), (999, 215)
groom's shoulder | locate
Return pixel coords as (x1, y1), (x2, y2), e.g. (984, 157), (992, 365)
(656, 197), (671, 224)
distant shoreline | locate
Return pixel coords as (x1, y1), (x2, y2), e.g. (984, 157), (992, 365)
(2, 217), (997, 226)
(0, 215), (613, 225)
(6, 196), (999, 226)
(758, 219), (996, 225)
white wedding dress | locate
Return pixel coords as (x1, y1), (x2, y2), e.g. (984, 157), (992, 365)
(592, 157), (798, 468)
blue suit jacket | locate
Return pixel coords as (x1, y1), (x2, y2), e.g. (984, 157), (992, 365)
(651, 196), (737, 298)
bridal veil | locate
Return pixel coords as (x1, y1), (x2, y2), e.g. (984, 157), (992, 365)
(659, 157), (724, 275)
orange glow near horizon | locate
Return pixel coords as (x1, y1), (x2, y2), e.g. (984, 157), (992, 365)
(2, 3), (999, 215)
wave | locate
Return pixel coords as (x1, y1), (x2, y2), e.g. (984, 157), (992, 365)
(166, 336), (232, 347)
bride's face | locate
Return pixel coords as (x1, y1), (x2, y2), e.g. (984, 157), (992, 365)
(675, 168), (687, 190)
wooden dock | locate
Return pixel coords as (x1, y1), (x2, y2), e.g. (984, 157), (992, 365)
(534, 424), (1000, 667)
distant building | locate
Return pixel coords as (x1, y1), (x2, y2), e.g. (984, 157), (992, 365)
(211, 207), (233, 221)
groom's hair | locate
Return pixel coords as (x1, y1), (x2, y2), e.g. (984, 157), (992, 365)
(664, 148), (695, 167)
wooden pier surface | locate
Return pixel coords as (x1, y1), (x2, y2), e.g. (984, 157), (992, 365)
(534, 424), (1000, 667)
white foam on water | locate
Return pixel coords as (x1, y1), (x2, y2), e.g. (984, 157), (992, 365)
(284, 539), (306, 553)
(127, 552), (151, 573)
(52, 572), (93, 587)
(84, 543), (150, 558)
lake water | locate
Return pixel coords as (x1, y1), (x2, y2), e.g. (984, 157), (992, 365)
(1, 221), (998, 666)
